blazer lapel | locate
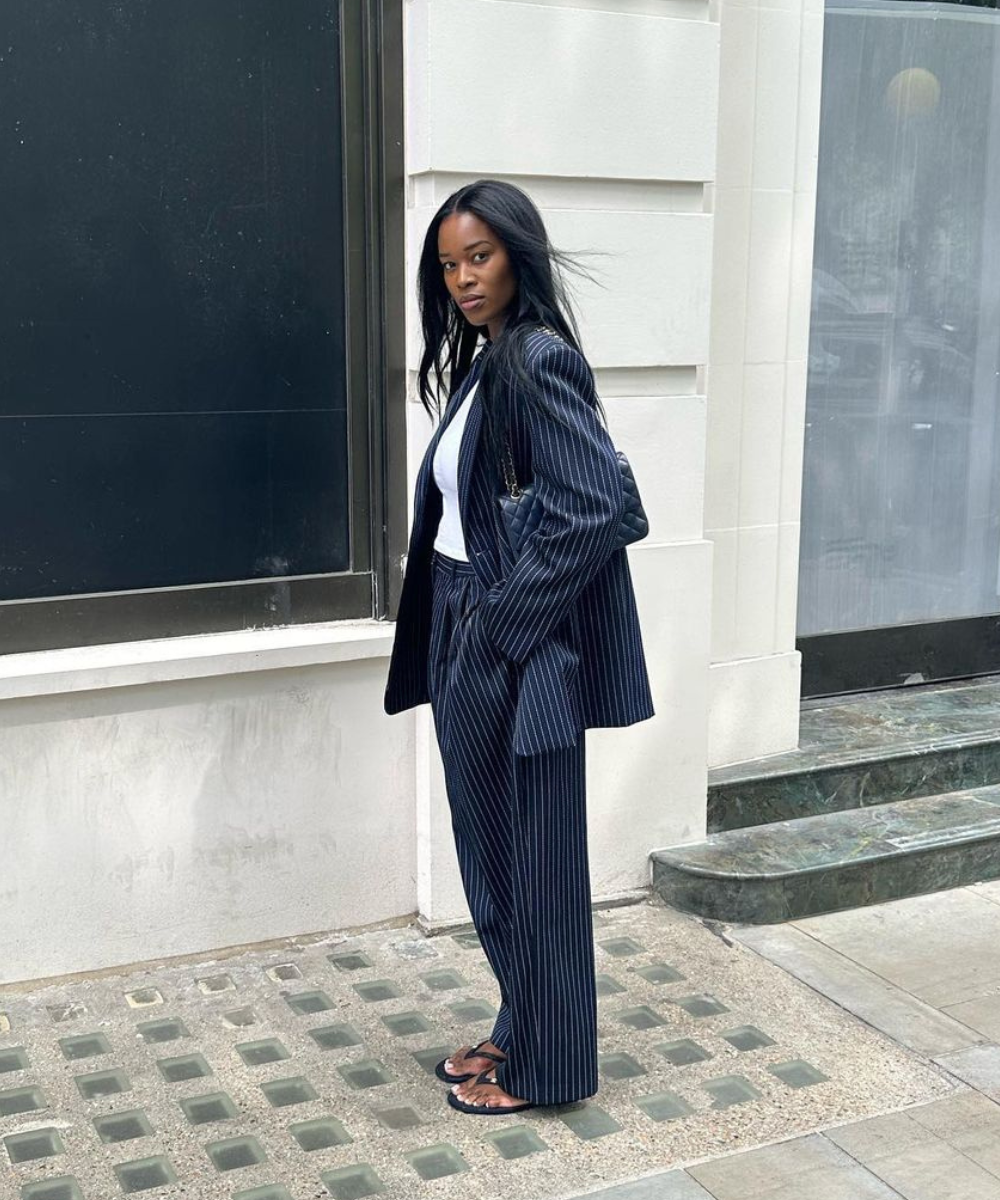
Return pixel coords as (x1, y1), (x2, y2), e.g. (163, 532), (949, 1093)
(457, 384), (511, 584)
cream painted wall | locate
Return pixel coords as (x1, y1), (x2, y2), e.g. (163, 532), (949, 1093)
(404, 0), (720, 922)
(0, 641), (415, 985)
(704, 0), (825, 767)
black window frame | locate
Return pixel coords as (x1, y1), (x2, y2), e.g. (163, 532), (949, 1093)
(1, 0), (405, 655)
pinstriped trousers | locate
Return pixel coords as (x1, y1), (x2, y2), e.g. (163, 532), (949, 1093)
(427, 549), (599, 1106)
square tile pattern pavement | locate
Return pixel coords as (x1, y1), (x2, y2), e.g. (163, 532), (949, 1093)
(0, 903), (953, 1200)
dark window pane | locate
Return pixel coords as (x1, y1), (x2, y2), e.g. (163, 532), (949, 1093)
(801, 0), (1000, 636)
(0, 1), (348, 600)
(5, 412), (347, 597)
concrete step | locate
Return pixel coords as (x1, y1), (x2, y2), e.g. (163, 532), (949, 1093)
(652, 783), (1000, 924)
(709, 674), (1000, 834)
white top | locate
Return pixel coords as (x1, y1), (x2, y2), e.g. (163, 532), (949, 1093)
(432, 377), (480, 561)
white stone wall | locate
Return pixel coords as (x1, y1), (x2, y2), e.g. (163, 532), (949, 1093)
(404, 0), (720, 922)
(704, 0), (824, 766)
(0, 629), (413, 985)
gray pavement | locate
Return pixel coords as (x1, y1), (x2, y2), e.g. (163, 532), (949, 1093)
(1, 889), (997, 1199)
(569, 882), (1000, 1200)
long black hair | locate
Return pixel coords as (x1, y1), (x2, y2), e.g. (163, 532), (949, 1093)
(416, 179), (607, 478)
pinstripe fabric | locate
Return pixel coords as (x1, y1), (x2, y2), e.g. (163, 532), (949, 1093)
(384, 328), (655, 756)
(428, 549), (598, 1106)
(477, 337), (627, 661)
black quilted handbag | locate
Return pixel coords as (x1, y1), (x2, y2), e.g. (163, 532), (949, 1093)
(499, 438), (649, 557)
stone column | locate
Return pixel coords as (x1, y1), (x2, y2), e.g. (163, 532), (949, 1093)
(704, 0), (825, 766)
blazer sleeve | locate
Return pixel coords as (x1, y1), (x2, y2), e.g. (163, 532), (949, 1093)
(477, 337), (625, 664)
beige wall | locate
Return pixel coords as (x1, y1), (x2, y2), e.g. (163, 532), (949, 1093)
(704, 0), (825, 766)
(404, 0), (720, 921)
(0, 629), (413, 985)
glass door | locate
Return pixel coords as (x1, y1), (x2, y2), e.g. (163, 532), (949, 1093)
(799, 0), (1000, 696)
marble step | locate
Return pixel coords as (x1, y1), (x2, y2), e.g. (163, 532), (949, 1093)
(709, 675), (1000, 834)
(652, 783), (1000, 924)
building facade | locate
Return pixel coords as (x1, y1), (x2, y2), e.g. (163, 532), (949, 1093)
(3, 0), (997, 984)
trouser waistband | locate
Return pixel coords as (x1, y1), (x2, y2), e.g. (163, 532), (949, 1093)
(431, 549), (477, 577)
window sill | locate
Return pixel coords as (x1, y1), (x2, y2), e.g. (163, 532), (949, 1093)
(0, 621), (395, 701)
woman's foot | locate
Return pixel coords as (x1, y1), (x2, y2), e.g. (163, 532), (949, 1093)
(442, 1040), (506, 1079)
(451, 1069), (528, 1109)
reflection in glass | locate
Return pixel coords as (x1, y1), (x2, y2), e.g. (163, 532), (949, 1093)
(800, 0), (1000, 635)
(0, 3), (348, 601)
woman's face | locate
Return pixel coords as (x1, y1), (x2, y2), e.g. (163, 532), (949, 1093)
(438, 211), (518, 341)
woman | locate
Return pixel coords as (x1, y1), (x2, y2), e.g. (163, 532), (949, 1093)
(384, 179), (654, 1114)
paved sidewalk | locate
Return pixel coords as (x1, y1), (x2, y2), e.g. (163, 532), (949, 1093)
(0, 896), (959, 1200)
(570, 880), (1000, 1200)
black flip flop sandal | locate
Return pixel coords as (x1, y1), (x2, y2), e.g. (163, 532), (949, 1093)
(434, 1042), (507, 1084)
(446, 1069), (535, 1115)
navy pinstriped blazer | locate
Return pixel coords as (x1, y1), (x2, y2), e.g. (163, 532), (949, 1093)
(383, 326), (655, 756)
